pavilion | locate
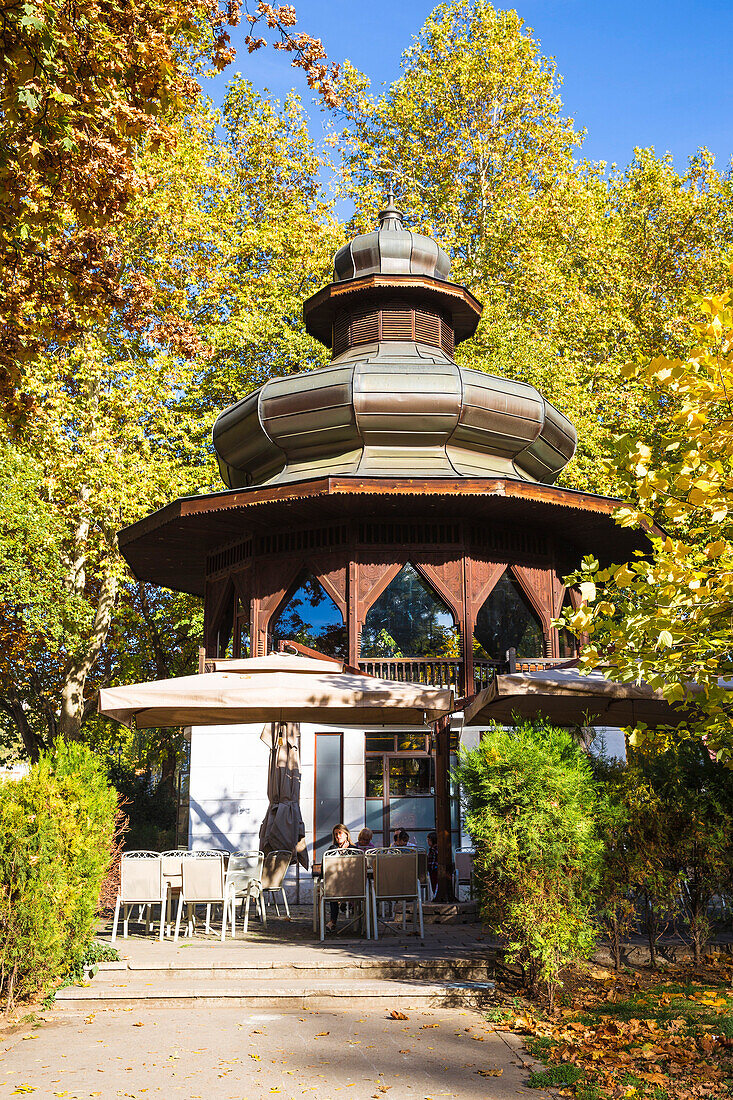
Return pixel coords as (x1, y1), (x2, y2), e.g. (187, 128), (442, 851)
(117, 200), (647, 895)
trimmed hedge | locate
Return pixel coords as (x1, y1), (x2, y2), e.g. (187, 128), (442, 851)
(0, 741), (117, 1007)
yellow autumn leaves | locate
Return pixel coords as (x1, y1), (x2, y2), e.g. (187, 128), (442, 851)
(559, 284), (733, 761)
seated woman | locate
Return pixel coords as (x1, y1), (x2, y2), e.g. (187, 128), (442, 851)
(326, 823), (352, 932)
(392, 828), (411, 848)
(356, 827), (373, 851)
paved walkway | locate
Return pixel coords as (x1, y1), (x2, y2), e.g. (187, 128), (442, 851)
(0, 1004), (549, 1100)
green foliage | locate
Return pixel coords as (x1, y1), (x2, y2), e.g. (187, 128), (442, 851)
(0, 741), (117, 1007)
(454, 719), (602, 1007)
(590, 743), (733, 968)
(108, 763), (177, 852)
(559, 289), (733, 759)
(636, 744), (733, 965)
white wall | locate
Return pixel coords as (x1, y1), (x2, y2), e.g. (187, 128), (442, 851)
(188, 723), (272, 852)
(188, 720), (368, 903)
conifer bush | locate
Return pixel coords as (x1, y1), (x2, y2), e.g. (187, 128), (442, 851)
(0, 741), (117, 1007)
(454, 719), (602, 1007)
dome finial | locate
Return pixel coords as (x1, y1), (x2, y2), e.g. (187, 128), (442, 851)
(378, 179), (404, 231)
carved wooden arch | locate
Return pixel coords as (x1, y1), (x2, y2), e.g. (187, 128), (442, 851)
(356, 559), (404, 617)
(510, 563), (553, 632)
(258, 559), (311, 629)
(358, 558), (462, 623)
(416, 558), (464, 624)
(252, 557), (303, 656)
(466, 559), (506, 622)
(306, 555), (348, 620)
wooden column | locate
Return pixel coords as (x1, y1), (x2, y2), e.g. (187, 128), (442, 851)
(348, 559), (359, 666)
(433, 713), (455, 903)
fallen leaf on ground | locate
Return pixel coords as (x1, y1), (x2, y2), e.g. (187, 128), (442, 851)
(388, 1011), (409, 1020)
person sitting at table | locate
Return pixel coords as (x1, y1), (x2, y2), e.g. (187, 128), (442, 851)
(326, 823), (352, 932)
(426, 830), (438, 894)
(356, 827), (373, 851)
(392, 828), (411, 847)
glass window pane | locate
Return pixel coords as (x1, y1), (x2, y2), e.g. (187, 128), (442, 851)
(317, 735), (341, 768)
(361, 563), (459, 658)
(397, 735), (426, 751)
(365, 759), (384, 797)
(473, 571), (544, 659)
(270, 571), (346, 659)
(365, 799), (385, 832)
(366, 735), (395, 752)
(389, 759), (431, 796)
(389, 797), (436, 831)
(314, 733), (342, 861)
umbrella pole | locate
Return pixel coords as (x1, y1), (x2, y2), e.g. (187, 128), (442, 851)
(433, 714), (455, 903)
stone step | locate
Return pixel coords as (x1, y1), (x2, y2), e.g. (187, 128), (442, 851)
(93, 958), (494, 982)
(54, 977), (495, 1011)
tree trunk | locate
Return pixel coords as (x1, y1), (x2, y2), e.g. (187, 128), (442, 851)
(160, 743), (177, 799)
(58, 566), (118, 741)
(0, 694), (46, 762)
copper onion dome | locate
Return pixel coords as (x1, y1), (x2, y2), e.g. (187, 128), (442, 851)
(332, 201), (451, 284)
(213, 203), (577, 489)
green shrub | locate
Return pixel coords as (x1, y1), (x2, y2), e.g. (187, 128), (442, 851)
(0, 740), (117, 1007)
(454, 719), (602, 1008)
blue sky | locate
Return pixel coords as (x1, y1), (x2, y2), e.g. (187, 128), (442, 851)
(207, 0), (732, 172)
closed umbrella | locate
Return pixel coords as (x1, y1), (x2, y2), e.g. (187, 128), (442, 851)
(98, 652), (453, 729)
(258, 722), (309, 870)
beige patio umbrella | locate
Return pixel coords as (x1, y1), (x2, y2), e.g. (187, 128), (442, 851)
(258, 722), (309, 870)
(98, 652), (454, 729)
(463, 666), (688, 728)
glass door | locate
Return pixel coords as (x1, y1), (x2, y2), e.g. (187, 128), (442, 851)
(365, 733), (459, 851)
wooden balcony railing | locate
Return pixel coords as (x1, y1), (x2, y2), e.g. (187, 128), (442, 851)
(357, 657), (464, 690)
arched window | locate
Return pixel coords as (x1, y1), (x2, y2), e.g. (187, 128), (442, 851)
(269, 571), (346, 659)
(215, 594), (250, 658)
(361, 563), (459, 658)
(558, 591), (578, 659)
(473, 571), (543, 659)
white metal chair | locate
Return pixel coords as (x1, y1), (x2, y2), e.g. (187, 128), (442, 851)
(454, 848), (475, 900)
(173, 854), (226, 943)
(315, 847), (371, 941)
(194, 849), (230, 933)
(224, 851), (266, 936)
(261, 851), (293, 917)
(369, 847), (424, 940)
(111, 852), (166, 944)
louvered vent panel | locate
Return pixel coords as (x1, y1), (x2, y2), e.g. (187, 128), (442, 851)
(350, 309), (379, 345)
(381, 309), (414, 341)
(440, 321), (455, 357)
(332, 312), (349, 356)
(415, 309), (440, 346)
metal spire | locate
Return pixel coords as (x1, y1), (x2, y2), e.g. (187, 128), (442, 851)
(378, 178), (403, 230)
